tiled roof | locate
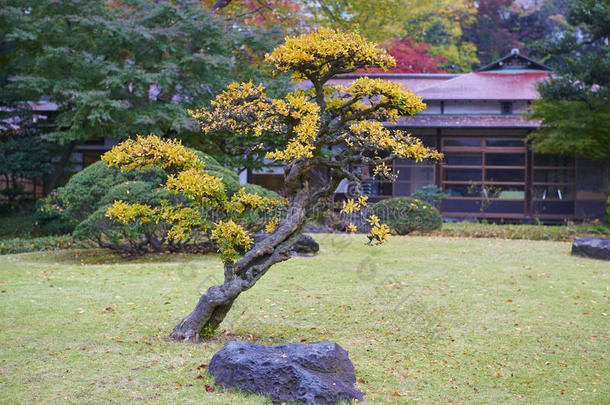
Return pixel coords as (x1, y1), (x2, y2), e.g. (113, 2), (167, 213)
(476, 51), (552, 72)
(415, 71), (549, 100)
(389, 115), (540, 128)
(328, 73), (458, 92)
(304, 70), (549, 101)
(324, 73), (462, 94)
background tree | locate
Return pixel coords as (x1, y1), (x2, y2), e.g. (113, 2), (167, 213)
(526, 0), (609, 181)
(463, 0), (570, 65)
(111, 28), (441, 342)
(1, 0), (286, 192)
(202, 0), (305, 31)
(364, 37), (446, 73)
(207, 0), (479, 72)
(0, 134), (54, 205)
(462, 0), (521, 64)
(309, 0), (478, 72)
(506, 0), (570, 59)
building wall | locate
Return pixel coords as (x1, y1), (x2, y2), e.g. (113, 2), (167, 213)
(443, 101), (503, 115)
(574, 158), (609, 220)
(354, 128), (606, 223)
(419, 101), (531, 116)
(420, 102), (441, 114)
(437, 130), (529, 221)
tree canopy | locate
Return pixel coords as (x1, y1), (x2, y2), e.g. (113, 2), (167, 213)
(526, 0), (609, 161)
(308, 0), (478, 72)
(205, 0), (478, 72)
(463, 0), (570, 65)
(0, 0), (289, 188)
(364, 37), (446, 73)
(2, 0), (234, 143)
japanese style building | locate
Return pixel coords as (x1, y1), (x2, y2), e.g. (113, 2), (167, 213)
(249, 50), (609, 223)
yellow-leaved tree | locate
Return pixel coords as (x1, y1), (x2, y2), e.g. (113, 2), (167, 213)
(101, 135), (285, 258)
(107, 28), (441, 342)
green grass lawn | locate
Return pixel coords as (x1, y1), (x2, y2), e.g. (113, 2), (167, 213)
(0, 235), (608, 404)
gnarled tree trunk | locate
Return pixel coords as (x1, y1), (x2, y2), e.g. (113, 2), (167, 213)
(169, 189), (310, 342)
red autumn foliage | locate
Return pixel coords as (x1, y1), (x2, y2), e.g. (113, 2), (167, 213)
(363, 37), (445, 74)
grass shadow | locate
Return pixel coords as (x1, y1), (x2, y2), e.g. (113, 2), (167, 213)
(19, 248), (204, 266)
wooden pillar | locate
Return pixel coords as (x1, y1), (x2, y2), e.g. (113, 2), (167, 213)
(525, 138), (533, 221)
(435, 128), (442, 187)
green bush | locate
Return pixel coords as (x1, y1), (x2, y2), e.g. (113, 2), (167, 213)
(37, 149), (281, 254)
(0, 234), (86, 255)
(369, 197), (442, 235)
(33, 191), (78, 235)
(100, 181), (173, 207)
(58, 162), (168, 221)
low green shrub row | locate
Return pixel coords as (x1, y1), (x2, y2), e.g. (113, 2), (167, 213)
(432, 221), (609, 241)
(0, 235), (87, 255)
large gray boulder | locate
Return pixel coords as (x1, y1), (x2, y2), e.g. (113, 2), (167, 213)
(571, 237), (610, 260)
(208, 341), (364, 404)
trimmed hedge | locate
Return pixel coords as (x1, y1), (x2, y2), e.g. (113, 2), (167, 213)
(433, 222), (609, 242)
(369, 197), (442, 235)
(0, 235), (86, 255)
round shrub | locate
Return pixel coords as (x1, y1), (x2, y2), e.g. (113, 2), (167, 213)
(57, 162), (168, 221)
(369, 197), (441, 235)
(100, 181), (173, 207)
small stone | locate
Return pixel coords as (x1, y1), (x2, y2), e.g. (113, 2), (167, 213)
(208, 341), (364, 404)
(571, 237), (610, 260)
(291, 234), (319, 256)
